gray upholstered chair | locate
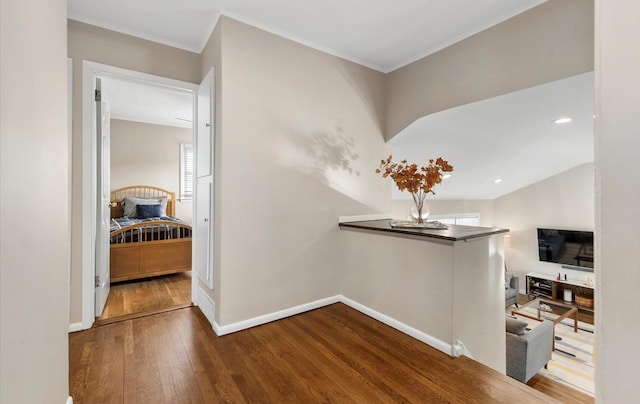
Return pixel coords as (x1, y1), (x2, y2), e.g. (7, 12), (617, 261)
(505, 317), (554, 383)
(505, 272), (519, 308)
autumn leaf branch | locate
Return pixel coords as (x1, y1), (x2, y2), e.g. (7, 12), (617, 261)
(375, 155), (453, 198)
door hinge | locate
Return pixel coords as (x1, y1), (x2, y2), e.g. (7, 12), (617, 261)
(95, 275), (100, 288)
(95, 89), (101, 102)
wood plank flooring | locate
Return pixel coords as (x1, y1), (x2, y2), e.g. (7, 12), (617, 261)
(527, 374), (594, 404)
(96, 272), (192, 323)
(69, 303), (590, 403)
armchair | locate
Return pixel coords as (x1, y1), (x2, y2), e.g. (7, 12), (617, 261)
(506, 317), (554, 383)
(505, 272), (519, 308)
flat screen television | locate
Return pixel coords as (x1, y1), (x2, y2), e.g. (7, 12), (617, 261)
(537, 228), (594, 271)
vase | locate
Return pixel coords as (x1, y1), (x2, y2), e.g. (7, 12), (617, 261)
(410, 202), (429, 224)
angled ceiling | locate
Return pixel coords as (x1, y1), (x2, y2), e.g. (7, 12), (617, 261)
(71, 0), (591, 201)
(389, 72), (594, 200)
(67, 0), (546, 72)
(104, 72), (595, 200)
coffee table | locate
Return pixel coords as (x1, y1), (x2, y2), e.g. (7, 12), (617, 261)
(511, 298), (578, 352)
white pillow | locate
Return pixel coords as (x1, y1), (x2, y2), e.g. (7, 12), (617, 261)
(121, 196), (168, 218)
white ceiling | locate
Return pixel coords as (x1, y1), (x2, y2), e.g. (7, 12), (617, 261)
(102, 77), (193, 128)
(67, 0), (546, 73)
(389, 72), (594, 200)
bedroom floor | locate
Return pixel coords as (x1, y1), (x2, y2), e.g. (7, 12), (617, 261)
(95, 271), (192, 324)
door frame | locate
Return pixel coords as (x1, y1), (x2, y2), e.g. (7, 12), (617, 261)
(94, 77), (111, 317)
(80, 61), (199, 329)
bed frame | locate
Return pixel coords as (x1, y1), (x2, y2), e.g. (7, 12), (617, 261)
(110, 185), (192, 283)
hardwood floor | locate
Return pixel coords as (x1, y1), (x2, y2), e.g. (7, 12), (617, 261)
(527, 374), (594, 404)
(69, 303), (590, 403)
(96, 272), (192, 323)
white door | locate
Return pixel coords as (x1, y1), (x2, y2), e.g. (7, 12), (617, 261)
(195, 69), (214, 288)
(195, 179), (212, 287)
(197, 69), (212, 177)
(95, 77), (111, 316)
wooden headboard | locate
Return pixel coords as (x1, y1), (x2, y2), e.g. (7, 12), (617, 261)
(110, 185), (176, 218)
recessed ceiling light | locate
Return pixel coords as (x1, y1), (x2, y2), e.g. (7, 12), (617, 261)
(443, 174), (451, 179)
(553, 117), (572, 124)
(494, 179), (502, 184)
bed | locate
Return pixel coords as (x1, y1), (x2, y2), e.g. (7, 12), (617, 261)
(109, 185), (192, 283)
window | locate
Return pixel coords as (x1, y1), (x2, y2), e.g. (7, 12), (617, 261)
(180, 143), (193, 200)
(429, 213), (480, 226)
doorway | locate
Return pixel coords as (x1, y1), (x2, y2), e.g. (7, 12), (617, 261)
(80, 61), (209, 329)
(96, 75), (195, 323)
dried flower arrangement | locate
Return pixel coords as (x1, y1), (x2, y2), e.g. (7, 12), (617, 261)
(376, 155), (453, 223)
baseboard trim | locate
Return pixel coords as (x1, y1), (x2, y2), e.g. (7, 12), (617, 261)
(67, 396), (73, 404)
(196, 286), (216, 328)
(69, 322), (83, 333)
(213, 296), (341, 336)
(339, 296), (453, 356)
(209, 294), (452, 357)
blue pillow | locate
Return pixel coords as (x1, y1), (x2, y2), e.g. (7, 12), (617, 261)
(136, 204), (162, 219)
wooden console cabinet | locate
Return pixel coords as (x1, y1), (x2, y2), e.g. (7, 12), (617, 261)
(526, 272), (595, 313)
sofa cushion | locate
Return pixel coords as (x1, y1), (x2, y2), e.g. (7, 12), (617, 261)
(506, 316), (528, 335)
(505, 272), (513, 289)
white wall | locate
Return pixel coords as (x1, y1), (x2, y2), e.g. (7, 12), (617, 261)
(452, 235), (506, 373)
(0, 0), (69, 402)
(341, 229), (506, 373)
(209, 17), (390, 325)
(494, 163), (595, 287)
(110, 119), (193, 223)
(342, 230), (455, 344)
(595, 0), (640, 400)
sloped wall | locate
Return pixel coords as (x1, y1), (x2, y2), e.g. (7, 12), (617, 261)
(385, 0), (594, 140)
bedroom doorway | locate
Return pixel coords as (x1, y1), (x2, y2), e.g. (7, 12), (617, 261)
(81, 62), (209, 329)
(96, 76), (194, 324)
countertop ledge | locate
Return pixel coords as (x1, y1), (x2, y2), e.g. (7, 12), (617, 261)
(339, 219), (509, 242)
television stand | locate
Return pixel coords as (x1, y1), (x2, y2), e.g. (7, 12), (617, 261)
(525, 272), (595, 314)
